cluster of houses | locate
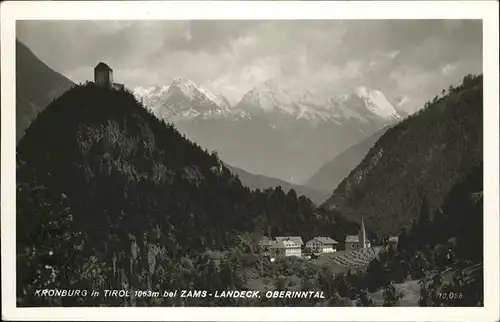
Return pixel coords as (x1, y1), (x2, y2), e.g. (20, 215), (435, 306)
(259, 218), (373, 258)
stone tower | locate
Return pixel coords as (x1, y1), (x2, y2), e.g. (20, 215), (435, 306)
(94, 62), (113, 88)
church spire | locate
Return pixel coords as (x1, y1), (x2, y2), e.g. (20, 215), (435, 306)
(359, 216), (367, 248)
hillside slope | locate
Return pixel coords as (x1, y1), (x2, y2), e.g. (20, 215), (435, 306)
(321, 74), (483, 236)
(226, 164), (329, 205)
(16, 84), (358, 306)
(16, 40), (74, 142)
(306, 126), (390, 193)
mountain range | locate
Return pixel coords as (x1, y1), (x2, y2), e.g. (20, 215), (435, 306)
(13, 39), (409, 195)
(225, 164), (329, 205)
(134, 78), (234, 122)
(134, 78), (405, 184)
(135, 79), (403, 125)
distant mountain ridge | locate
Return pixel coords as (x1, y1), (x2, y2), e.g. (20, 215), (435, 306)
(225, 164), (329, 205)
(235, 82), (401, 124)
(16, 40), (74, 142)
(135, 79), (402, 125)
(134, 78), (403, 183)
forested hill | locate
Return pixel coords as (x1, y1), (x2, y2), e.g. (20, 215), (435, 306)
(16, 83), (358, 306)
(322, 74), (483, 237)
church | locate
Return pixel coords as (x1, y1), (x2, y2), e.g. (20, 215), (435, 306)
(344, 217), (371, 250)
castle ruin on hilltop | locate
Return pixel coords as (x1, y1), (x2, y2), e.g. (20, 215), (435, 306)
(94, 62), (124, 91)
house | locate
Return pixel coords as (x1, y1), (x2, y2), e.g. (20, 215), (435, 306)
(275, 236), (303, 247)
(306, 237), (339, 253)
(259, 236), (303, 258)
(258, 236), (274, 252)
(344, 217), (371, 250)
(94, 62), (113, 88)
(270, 237), (302, 258)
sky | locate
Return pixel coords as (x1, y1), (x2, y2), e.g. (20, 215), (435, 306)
(17, 20), (482, 111)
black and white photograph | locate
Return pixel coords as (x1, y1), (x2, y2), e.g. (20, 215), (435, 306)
(1, 1), (499, 321)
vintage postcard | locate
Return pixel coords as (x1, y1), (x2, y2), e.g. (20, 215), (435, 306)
(1, 1), (499, 321)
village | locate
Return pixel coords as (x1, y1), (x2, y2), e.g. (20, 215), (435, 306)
(258, 217), (378, 260)
(254, 216), (402, 275)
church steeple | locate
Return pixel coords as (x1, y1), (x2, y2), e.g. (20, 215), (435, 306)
(359, 216), (367, 248)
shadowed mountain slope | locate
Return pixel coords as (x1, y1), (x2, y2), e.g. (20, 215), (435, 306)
(321, 74), (483, 236)
(16, 40), (74, 142)
(306, 126), (390, 194)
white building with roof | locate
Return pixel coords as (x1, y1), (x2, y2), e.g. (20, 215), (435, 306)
(268, 236), (303, 257)
(275, 236), (303, 246)
(306, 236), (339, 253)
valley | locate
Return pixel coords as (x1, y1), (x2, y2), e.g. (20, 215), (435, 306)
(14, 38), (484, 308)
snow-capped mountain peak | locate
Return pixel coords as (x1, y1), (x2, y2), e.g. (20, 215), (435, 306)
(134, 78), (233, 122)
(169, 77), (200, 99)
(353, 86), (401, 121)
(235, 81), (401, 125)
(136, 78), (402, 126)
(133, 85), (170, 107)
(355, 86), (371, 97)
(133, 85), (169, 99)
(198, 87), (231, 109)
(235, 81), (330, 123)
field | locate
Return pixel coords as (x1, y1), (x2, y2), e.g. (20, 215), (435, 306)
(313, 247), (382, 273)
(210, 246), (384, 293)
